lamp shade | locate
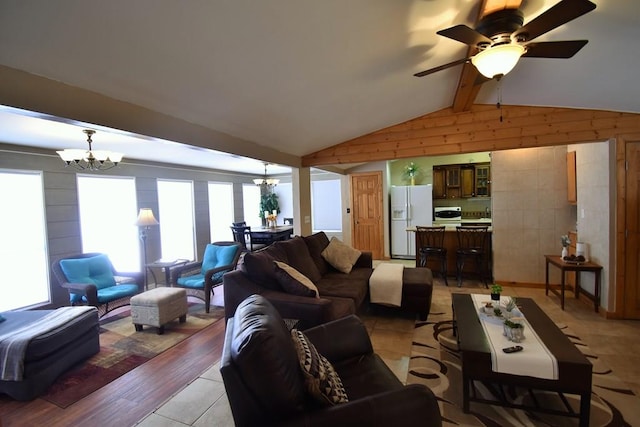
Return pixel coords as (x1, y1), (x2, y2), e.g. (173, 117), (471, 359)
(135, 208), (159, 227)
(471, 44), (525, 79)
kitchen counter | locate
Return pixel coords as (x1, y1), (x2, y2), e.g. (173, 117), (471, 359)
(406, 225), (493, 280)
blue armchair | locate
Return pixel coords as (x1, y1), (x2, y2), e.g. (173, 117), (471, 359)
(52, 252), (143, 317)
(173, 241), (242, 312)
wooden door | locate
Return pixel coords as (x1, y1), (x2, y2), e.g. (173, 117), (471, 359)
(350, 172), (384, 260)
(624, 141), (640, 319)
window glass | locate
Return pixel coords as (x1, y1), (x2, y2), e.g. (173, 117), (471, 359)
(312, 179), (342, 231)
(77, 175), (139, 272)
(157, 179), (195, 261)
(242, 184), (262, 228)
(0, 170), (50, 311)
(208, 182), (234, 241)
(274, 183), (293, 225)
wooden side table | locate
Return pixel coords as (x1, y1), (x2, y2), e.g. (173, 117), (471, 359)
(544, 255), (602, 312)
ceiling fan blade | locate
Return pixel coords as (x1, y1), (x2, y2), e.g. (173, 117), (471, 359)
(523, 40), (588, 58)
(437, 25), (492, 46)
(514, 0), (596, 41)
(414, 57), (470, 77)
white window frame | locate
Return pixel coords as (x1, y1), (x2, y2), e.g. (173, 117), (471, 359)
(242, 183), (262, 228)
(77, 174), (140, 272)
(157, 179), (196, 261)
(208, 181), (234, 242)
(0, 169), (50, 311)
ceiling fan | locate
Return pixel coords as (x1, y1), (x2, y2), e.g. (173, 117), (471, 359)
(414, 0), (596, 80)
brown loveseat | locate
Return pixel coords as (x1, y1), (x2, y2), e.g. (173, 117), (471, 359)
(223, 231), (373, 329)
(220, 294), (442, 427)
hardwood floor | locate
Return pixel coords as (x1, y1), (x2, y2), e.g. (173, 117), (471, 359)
(0, 312), (227, 427)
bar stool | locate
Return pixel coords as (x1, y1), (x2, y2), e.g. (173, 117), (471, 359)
(455, 225), (489, 288)
(415, 226), (448, 286)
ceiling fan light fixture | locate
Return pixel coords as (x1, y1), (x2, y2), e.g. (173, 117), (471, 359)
(471, 44), (525, 79)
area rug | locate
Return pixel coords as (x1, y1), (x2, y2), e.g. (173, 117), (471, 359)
(407, 309), (640, 426)
(41, 303), (225, 408)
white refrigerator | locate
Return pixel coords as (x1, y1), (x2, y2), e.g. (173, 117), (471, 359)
(391, 185), (433, 259)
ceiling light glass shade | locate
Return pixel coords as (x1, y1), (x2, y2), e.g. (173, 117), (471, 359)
(254, 163), (279, 189)
(57, 129), (124, 171)
(135, 208), (159, 227)
(471, 44), (525, 79)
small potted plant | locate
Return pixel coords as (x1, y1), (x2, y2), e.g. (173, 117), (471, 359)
(490, 284), (502, 301)
(504, 296), (517, 318)
(561, 235), (571, 259)
(402, 162), (421, 186)
(503, 318), (525, 343)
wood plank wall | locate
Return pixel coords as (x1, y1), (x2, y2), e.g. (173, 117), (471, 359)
(302, 105), (640, 167)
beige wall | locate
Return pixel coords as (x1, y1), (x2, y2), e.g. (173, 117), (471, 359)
(491, 146), (578, 284)
(572, 140), (614, 309)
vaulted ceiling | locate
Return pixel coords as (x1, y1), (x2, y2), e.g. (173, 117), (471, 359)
(0, 1), (638, 173)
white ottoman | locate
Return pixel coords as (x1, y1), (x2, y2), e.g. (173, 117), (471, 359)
(130, 287), (188, 334)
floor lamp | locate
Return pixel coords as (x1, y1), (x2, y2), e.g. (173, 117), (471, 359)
(135, 208), (159, 289)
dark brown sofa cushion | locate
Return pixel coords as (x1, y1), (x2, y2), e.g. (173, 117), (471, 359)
(302, 231), (332, 275)
(315, 276), (369, 308)
(230, 295), (306, 417)
(241, 242), (288, 290)
(280, 236), (322, 282)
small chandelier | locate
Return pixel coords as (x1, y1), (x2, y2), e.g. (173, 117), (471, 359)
(471, 43), (525, 79)
(57, 129), (124, 171)
(253, 162), (279, 189)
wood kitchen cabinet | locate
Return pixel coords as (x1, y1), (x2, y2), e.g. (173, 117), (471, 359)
(433, 167), (447, 198)
(461, 166), (475, 197)
(433, 163), (491, 199)
(567, 151), (577, 204)
(474, 163), (491, 197)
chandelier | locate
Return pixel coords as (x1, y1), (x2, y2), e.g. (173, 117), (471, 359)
(253, 162), (279, 189)
(57, 129), (124, 171)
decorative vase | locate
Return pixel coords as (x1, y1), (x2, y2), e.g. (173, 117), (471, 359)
(491, 293), (500, 302)
(410, 176), (415, 186)
(561, 247), (568, 258)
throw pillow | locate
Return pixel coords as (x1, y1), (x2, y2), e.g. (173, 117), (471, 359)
(0, 314), (5, 323)
(274, 261), (319, 298)
(290, 329), (349, 406)
(321, 237), (362, 274)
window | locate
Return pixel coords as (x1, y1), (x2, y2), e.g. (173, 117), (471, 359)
(242, 183), (262, 228)
(157, 179), (195, 261)
(0, 170), (50, 311)
(312, 179), (342, 231)
(208, 182), (234, 241)
(77, 175), (139, 272)
(274, 183), (293, 223)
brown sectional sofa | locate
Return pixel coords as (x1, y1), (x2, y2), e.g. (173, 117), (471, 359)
(223, 231), (373, 329)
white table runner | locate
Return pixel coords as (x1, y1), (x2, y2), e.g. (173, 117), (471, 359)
(471, 294), (558, 380)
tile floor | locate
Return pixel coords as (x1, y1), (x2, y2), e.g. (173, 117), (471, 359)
(135, 261), (640, 426)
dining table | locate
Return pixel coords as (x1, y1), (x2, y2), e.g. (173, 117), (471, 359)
(249, 225), (294, 249)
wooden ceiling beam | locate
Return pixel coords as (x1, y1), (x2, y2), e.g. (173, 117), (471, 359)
(451, 0), (522, 112)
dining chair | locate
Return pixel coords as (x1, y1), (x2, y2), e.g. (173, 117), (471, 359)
(455, 226), (489, 288)
(415, 226), (448, 286)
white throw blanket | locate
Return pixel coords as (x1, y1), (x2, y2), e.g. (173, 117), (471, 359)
(369, 263), (404, 307)
(471, 294), (558, 380)
(0, 306), (96, 381)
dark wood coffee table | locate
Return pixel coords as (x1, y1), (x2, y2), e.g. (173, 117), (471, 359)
(452, 293), (592, 427)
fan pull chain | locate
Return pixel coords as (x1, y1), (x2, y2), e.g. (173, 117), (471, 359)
(496, 79), (503, 123)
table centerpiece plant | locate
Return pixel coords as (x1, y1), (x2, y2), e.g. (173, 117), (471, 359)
(503, 318), (525, 343)
(490, 283), (502, 301)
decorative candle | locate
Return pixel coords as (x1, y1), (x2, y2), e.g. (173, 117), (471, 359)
(272, 210), (277, 215)
(264, 210), (269, 219)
